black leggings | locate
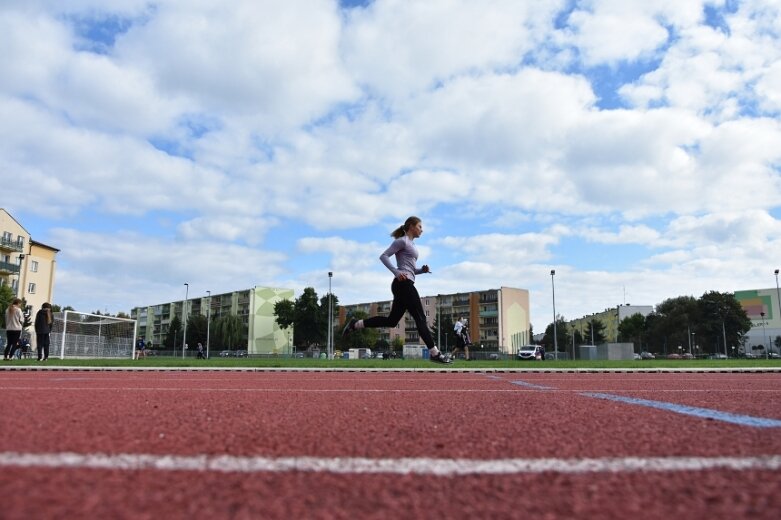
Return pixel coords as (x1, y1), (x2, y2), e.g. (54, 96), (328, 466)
(363, 279), (435, 350)
(4, 330), (21, 358)
(37, 334), (50, 360)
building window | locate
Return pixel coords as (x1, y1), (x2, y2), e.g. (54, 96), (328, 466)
(28, 282), (36, 294)
(31, 260), (38, 272)
(16, 236), (24, 248)
(2, 232), (10, 242)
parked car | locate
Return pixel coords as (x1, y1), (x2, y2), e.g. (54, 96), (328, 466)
(640, 351), (655, 359)
(219, 350), (234, 357)
(633, 353), (641, 360)
(768, 352), (781, 359)
(235, 350), (248, 357)
(681, 353), (695, 360)
(517, 345), (545, 361)
(709, 354), (728, 360)
(666, 353), (682, 359)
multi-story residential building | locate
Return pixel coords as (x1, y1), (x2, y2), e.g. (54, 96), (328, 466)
(0, 208), (59, 314)
(735, 288), (781, 354)
(568, 304), (654, 345)
(130, 286), (294, 354)
(339, 287), (531, 353)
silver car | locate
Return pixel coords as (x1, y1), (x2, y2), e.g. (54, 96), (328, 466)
(517, 345), (544, 360)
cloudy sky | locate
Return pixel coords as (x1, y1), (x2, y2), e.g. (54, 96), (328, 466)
(2, 0), (780, 330)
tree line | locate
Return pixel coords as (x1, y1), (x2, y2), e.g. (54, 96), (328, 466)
(541, 291), (756, 355)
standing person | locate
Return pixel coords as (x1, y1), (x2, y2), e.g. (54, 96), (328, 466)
(452, 317), (471, 361)
(35, 303), (53, 361)
(197, 342), (205, 359)
(135, 337), (146, 359)
(342, 216), (452, 364)
(3, 298), (24, 361)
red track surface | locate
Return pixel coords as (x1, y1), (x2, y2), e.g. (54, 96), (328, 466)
(1, 369), (780, 519)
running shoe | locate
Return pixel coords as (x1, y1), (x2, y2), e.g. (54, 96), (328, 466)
(430, 353), (453, 364)
(341, 318), (357, 338)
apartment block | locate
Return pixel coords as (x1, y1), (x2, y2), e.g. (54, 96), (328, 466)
(0, 208), (59, 314)
(130, 286), (295, 354)
(339, 286), (531, 353)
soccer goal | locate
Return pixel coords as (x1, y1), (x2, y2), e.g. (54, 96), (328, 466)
(51, 311), (137, 359)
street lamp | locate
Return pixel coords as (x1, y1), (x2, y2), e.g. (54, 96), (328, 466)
(17, 253), (26, 299)
(775, 269), (780, 355)
(183, 283), (189, 358)
(437, 294), (442, 352)
(760, 311), (769, 360)
(206, 290), (211, 360)
(551, 270), (558, 358)
(328, 272), (333, 360)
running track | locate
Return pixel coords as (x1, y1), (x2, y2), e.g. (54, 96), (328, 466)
(1, 368), (780, 519)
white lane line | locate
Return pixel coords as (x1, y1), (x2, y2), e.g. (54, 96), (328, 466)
(1, 452), (779, 476)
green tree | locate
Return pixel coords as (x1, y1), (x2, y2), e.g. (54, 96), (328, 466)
(542, 317), (570, 353)
(186, 314), (209, 348)
(274, 299), (295, 330)
(339, 310), (378, 349)
(696, 291), (752, 355)
(647, 296), (699, 354)
(0, 284), (14, 328)
(295, 287), (324, 347)
(391, 336), (404, 355)
(164, 315), (182, 350)
(584, 319), (607, 345)
(319, 292), (340, 348)
(213, 314), (244, 349)
(618, 313), (647, 351)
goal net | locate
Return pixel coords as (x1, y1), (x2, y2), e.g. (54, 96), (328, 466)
(51, 311), (137, 359)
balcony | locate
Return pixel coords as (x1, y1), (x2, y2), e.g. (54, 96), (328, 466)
(0, 237), (23, 253)
(0, 261), (20, 275)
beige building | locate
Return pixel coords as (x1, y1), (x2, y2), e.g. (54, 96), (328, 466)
(131, 286), (295, 355)
(339, 287), (531, 354)
(0, 209), (59, 315)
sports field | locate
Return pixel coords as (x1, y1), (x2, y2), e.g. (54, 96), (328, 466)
(1, 366), (780, 519)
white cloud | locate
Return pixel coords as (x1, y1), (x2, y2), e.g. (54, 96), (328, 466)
(342, 0), (564, 99)
(115, 0), (358, 130)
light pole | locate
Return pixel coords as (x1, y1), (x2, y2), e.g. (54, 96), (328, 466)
(328, 272), (333, 360)
(17, 253), (26, 300)
(775, 269), (780, 355)
(206, 290), (211, 360)
(551, 270), (558, 358)
(437, 294), (442, 351)
(182, 283), (189, 358)
(760, 311), (769, 359)
(691, 331), (695, 356)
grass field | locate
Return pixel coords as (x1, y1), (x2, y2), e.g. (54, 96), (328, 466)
(3, 356), (781, 369)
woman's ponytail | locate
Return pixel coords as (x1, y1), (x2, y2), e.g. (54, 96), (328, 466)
(390, 216), (421, 238)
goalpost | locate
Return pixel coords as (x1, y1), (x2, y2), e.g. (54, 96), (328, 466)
(52, 311), (137, 359)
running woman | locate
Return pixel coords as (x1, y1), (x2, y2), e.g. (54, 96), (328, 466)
(342, 216), (452, 364)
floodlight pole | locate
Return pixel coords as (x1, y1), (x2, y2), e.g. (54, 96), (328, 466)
(760, 311), (769, 359)
(775, 269), (781, 356)
(328, 272), (333, 360)
(183, 283), (189, 358)
(551, 270), (558, 357)
(206, 290), (211, 360)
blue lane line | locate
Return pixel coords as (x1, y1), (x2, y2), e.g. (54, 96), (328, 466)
(582, 392), (781, 428)
(510, 380), (554, 390)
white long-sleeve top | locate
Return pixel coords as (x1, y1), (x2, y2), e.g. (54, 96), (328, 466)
(5, 306), (23, 331)
(379, 236), (425, 282)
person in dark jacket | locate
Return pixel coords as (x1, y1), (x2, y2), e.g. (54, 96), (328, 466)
(35, 303), (53, 361)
